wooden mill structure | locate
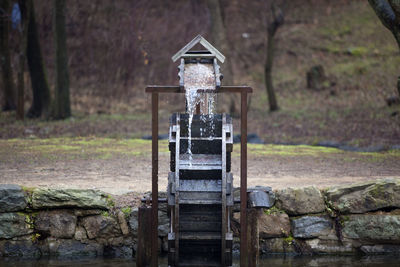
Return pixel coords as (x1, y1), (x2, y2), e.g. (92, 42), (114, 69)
(145, 35), (252, 267)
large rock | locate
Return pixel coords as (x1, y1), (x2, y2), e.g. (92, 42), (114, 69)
(275, 186), (325, 216)
(0, 240), (41, 259)
(34, 210), (77, 238)
(342, 215), (400, 242)
(325, 179), (400, 214)
(158, 211), (169, 237)
(45, 239), (103, 259)
(117, 211), (130, 235)
(291, 215), (333, 239)
(0, 184), (27, 212)
(74, 226), (88, 241)
(361, 245), (400, 254)
(81, 215), (122, 240)
(103, 245), (133, 258)
(305, 238), (354, 254)
(259, 212), (290, 238)
(306, 65), (328, 91)
(0, 213), (33, 239)
(128, 208), (139, 236)
(31, 188), (109, 209)
(260, 238), (297, 254)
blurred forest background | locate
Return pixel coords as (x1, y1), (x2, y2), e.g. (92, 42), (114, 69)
(1, 0), (400, 148)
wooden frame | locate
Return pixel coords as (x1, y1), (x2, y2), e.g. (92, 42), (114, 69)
(145, 85), (252, 267)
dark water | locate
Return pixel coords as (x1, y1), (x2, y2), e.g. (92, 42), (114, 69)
(0, 255), (399, 266)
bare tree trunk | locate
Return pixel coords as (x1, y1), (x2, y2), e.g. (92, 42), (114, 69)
(394, 29), (400, 48)
(264, 4), (284, 112)
(26, 0), (51, 118)
(398, 76), (400, 96)
(368, 0), (400, 96)
(0, 0), (16, 111)
(16, 0), (30, 120)
(207, 0), (238, 115)
(265, 30), (278, 111)
(53, 0), (70, 119)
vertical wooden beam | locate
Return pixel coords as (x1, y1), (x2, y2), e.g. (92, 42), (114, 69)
(151, 92), (159, 267)
(240, 91), (248, 266)
(221, 114), (227, 265)
(247, 208), (260, 267)
(174, 114), (180, 265)
(137, 206), (152, 266)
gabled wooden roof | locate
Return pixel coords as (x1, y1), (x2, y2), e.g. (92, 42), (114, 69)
(171, 35), (225, 63)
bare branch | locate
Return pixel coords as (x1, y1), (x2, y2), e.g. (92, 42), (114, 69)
(268, 3), (284, 36)
(368, 0), (396, 31)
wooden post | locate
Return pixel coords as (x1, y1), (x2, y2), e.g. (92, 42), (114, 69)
(247, 208), (260, 267)
(240, 91), (248, 266)
(137, 206), (152, 267)
(151, 92), (159, 267)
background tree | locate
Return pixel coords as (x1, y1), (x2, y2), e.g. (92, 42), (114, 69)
(52, 0), (70, 119)
(16, 0), (31, 120)
(26, 0), (51, 118)
(265, 3), (284, 112)
(207, 0), (238, 115)
(0, 0), (16, 111)
(368, 0), (400, 96)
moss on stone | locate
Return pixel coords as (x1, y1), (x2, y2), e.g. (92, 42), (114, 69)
(101, 211), (110, 217)
(264, 206), (286, 215)
(121, 207), (132, 218)
(283, 235), (294, 245)
(106, 195), (115, 208)
(31, 233), (41, 242)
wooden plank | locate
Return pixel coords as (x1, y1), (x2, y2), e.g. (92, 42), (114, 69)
(171, 34), (225, 63)
(145, 85), (252, 93)
(179, 180), (221, 192)
(180, 232), (221, 240)
(180, 221), (222, 232)
(151, 93), (158, 267)
(174, 114), (180, 265)
(137, 206), (152, 267)
(247, 209), (260, 267)
(221, 114), (227, 266)
(178, 199), (222, 205)
(179, 213), (221, 222)
(240, 91), (248, 267)
(179, 191), (221, 201)
(179, 154), (222, 170)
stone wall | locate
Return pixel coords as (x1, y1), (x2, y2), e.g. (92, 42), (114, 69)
(241, 178), (400, 255)
(1, 178), (400, 260)
(0, 186), (137, 259)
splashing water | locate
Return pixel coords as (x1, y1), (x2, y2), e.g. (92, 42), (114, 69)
(184, 63), (216, 162)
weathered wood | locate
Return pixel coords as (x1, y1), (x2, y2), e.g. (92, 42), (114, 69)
(221, 114), (227, 265)
(145, 85), (252, 94)
(167, 111), (236, 266)
(248, 190), (274, 208)
(240, 91), (248, 266)
(171, 34), (225, 63)
(174, 114), (180, 265)
(151, 92), (158, 267)
(137, 206), (152, 267)
(247, 208), (260, 267)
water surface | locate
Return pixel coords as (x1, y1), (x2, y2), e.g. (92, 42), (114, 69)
(1, 255), (399, 267)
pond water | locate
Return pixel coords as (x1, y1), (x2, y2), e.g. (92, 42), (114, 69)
(0, 255), (399, 267)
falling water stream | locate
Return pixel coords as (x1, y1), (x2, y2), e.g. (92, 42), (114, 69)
(183, 62), (216, 164)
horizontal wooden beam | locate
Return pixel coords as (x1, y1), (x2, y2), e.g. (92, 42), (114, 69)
(145, 85), (253, 94)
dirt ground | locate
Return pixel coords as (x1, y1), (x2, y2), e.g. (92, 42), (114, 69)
(1, 138), (399, 195)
